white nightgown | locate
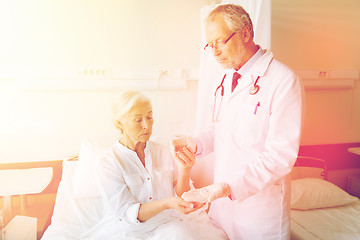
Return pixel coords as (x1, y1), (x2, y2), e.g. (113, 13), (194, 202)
(89, 141), (228, 240)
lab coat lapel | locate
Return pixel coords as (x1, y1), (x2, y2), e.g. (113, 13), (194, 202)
(231, 49), (274, 96)
(251, 49), (274, 76)
(231, 75), (253, 95)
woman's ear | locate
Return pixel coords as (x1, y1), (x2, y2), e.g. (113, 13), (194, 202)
(114, 120), (124, 133)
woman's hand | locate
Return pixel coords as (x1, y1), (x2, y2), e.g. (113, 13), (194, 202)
(138, 196), (204, 222)
(173, 146), (196, 173)
(170, 136), (197, 196)
(167, 196), (205, 214)
(170, 136), (197, 173)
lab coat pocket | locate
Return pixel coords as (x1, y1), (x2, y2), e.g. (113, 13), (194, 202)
(264, 184), (283, 212)
(233, 101), (266, 144)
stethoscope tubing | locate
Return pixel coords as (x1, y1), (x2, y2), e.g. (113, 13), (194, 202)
(212, 74), (226, 122)
(214, 74), (227, 97)
(212, 74), (261, 122)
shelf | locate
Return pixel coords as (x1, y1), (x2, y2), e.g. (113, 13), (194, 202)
(16, 78), (187, 91)
(296, 70), (358, 90)
(302, 79), (355, 90)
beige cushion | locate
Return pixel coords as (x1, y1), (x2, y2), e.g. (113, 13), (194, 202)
(291, 178), (358, 210)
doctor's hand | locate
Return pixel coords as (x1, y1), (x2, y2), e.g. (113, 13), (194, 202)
(181, 182), (231, 203)
(170, 136), (197, 172)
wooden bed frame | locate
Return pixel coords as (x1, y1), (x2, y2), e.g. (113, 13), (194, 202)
(0, 160), (63, 240)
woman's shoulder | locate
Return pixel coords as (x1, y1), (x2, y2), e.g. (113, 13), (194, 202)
(98, 142), (129, 166)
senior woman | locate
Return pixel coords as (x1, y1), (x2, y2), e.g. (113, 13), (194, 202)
(92, 90), (228, 240)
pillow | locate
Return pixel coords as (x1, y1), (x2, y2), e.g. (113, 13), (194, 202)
(291, 178), (358, 210)
(42, 160), (104, 239)
(73, 139), (106, 198)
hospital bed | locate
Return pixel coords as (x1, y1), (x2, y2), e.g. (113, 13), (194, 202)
(44, 154), (360, 239)
(290, 156), (360, 240)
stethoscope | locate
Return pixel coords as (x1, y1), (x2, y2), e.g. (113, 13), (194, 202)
(212, 74), (261, 122)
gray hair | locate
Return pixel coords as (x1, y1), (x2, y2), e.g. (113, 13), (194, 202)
(207, 4), (254, 39)
(112, 90), (151, 130)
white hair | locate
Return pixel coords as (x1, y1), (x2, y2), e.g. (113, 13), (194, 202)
(112, 90), (151, 130)
(207, 4), (254, 38)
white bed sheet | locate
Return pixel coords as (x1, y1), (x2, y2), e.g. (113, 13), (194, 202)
(42, 159), (228, 240)
(290, 200), (360, 240)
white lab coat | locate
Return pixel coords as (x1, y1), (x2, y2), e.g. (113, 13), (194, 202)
(197, 49), (304, 240)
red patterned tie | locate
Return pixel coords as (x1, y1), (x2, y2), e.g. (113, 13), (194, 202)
(231, 72), (241, 92)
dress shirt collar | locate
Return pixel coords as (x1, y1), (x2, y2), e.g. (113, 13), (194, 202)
(236, 46), (264, 77)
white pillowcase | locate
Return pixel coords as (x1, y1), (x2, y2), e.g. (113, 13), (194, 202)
(291, 178), (358, 210)
(42, 160), (105, 239)
(73, 139), (106, 198)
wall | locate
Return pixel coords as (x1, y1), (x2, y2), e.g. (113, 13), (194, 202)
(272, 0), (360, 145)
(0, 0), (206, 163)
(271, 0), (360, 191)
(1, 0), (360, 164)
(0, 0), (204, 68)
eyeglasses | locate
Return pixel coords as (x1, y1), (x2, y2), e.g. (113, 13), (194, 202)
(204, 32), (236, 51)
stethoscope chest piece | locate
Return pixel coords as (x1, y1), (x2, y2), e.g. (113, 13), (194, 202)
(249, 76), (261, 95)
(249, 85), (260, 95)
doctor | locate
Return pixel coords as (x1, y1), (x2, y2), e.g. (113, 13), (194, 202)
(175, 4), (303, 239)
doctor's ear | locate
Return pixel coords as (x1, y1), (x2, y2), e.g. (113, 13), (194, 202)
(241, 26), (252, 43)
